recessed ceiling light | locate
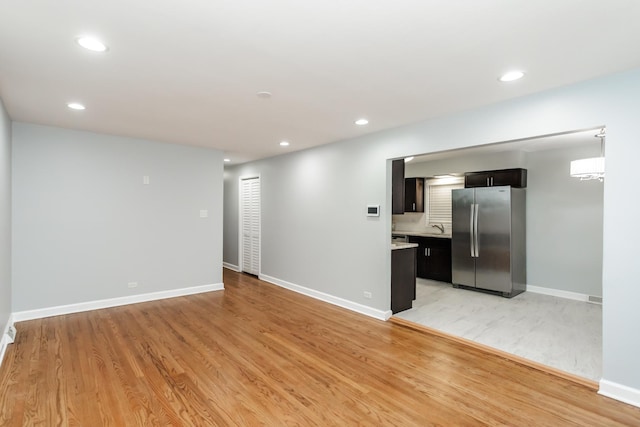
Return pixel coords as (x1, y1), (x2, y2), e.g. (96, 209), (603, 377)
(280, 141), (290, 147)
(76, 36), (108, 52)
(257, 91), (272, 99)
(223, 158), (231, 163)
(355, 118), (369, 126)
(404, 157), (414, 163)
(67, 102), (86, 110)
(499, 71), (525, 82)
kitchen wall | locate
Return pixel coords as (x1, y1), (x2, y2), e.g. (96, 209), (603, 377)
(401, 143), (604, 297)
(0, 98), (11, 344)
(526, 144), (603, 296)
(224, 68), (640, 398)
(12, 123), (225, 312)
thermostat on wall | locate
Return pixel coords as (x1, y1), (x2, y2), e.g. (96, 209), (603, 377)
(367, 204), (380, 217)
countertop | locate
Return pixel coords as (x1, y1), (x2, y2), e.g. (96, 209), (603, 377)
(392, 230), (452, 239)
(391, 242), (419, 251)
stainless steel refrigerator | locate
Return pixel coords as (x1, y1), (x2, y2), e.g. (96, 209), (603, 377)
(451, 186), (526, 297)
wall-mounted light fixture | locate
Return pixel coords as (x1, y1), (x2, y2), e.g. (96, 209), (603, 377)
(570, 128), (605, 181)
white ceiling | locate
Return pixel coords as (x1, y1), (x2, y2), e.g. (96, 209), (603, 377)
(1, 1), (639, 164)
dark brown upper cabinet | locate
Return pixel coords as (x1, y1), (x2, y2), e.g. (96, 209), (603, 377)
(464, 168), (527, 188)
(392, 159), (405, 214)
(404, 178), (424, 212)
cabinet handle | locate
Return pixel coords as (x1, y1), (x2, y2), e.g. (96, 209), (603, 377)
(425, 248), (428, 257)
(486, 177), (489, 186)
(413, 203), (416, 210)
(490, 176), (494, 186)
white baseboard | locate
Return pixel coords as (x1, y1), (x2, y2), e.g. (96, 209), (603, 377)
(12, 283), (225, 322)
(0, 314), (15, 368)
(526, 285), (599, 303)
(599, 379), (640, 408)
(223, 262), (241, 272)
(259, 274), (392, 321)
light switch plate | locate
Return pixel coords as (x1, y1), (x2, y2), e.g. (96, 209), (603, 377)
(200, 210), (208, 218)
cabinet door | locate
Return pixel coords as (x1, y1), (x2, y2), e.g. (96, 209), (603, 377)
(465, 169), (527, 188)
(411, 237), (452, 282)
(425, 238), (452, 283)
(491, 168), (527, 188)
(392, 160), (405, 214)
(422, 238), (451, 282)
(391, 248), (416, 314)
(417, 243), (429, 278)
(464, 172), (490, 188)
(408, 236), (428, 279)
(404, 178), (424, 212)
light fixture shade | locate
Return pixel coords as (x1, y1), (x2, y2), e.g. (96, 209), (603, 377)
(570, 157), (605, 181)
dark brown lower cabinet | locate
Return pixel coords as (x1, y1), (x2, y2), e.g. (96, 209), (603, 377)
(391, 247), (416, 314)
(408, 236), (452, 283)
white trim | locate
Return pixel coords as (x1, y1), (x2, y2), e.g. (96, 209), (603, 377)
(223, 262), (241, 272)
(13, 283), (224, 322)
(260, 274), (392, 321)
(599, 379), (640, 408)
(0, 314), (15, 367)
(526, 285), (599, 303)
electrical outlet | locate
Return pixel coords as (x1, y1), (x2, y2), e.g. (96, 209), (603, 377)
(200, 209), (208, 218)
(128, 282), (138, 288)
(364, 291), (372, 299)
(6, 325), (16, 344)
(143, 175), (150, 185)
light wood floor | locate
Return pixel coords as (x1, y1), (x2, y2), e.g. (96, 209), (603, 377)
(1, 270), (639, 426)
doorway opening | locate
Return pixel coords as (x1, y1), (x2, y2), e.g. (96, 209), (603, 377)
(390, 127), (605, 382)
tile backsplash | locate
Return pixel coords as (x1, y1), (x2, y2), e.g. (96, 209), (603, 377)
(392, 213), (451, 234)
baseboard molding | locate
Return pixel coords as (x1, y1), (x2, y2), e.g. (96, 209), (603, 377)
(223, 262), (241, 272)
(599, 379), (640, 408)
(259, 274), (392, 321)
(0, 314), (15, 368)
(527, 285), (600, 303)
(12, 283), (225, 322)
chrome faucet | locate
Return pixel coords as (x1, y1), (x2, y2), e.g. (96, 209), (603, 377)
(431, 223), (445, 234)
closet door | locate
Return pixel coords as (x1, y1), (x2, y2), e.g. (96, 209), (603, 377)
(241, 177), (260, 275)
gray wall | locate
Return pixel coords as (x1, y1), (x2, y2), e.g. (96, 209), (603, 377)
(526, 144), (603, 296)
(0, 99), (11, 331)
(405, 143), (604, 296)
(12, 123), (224, 311)
(223, 68), (640, 392)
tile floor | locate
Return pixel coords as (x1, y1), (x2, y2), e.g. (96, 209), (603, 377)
(395, 278), (602, 381)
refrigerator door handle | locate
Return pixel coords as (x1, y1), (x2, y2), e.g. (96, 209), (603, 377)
(470, 204), (475, 257)
(474, 203), (479, 257)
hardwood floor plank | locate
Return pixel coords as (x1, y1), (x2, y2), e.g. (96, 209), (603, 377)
(1, 269), (639, 426)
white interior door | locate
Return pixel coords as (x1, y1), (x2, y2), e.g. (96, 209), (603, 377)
(241, 177), (260, 275)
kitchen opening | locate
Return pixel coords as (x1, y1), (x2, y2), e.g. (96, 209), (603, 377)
(390, 128), (605, 382)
